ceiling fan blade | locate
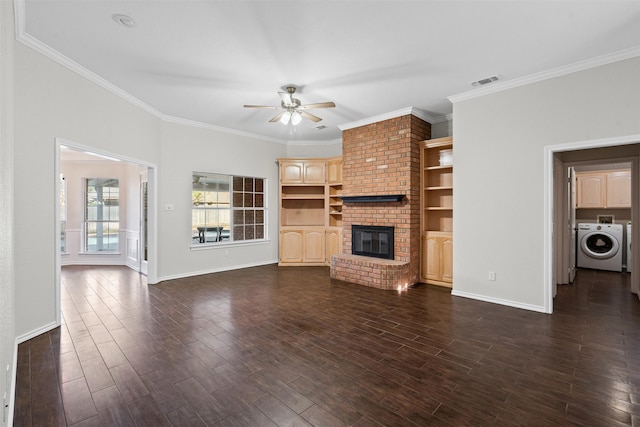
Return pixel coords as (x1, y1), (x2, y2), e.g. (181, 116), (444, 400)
(299, 111), (323, 123)
(298, 101), (336, 110)
(243, 104), (279, 109)
(269, 111), (287, 123)
(278, 91), (294, 107)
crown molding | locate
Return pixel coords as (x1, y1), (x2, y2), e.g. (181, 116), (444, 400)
(286, 138), (343, 146)
(160, 115), (289, 145)
(338, 107), (442, 131)
(13, 31), (330, 147)
(448, 45), (640, 104)
(14, 1), (164, 119)
(14, 0), (453, 145)
(431, 113), (452, 124)
(12, 0), (306, 146)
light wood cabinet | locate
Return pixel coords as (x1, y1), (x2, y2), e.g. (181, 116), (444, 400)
(278, 157), (342, 266)
(279, 230), (304, 263)
(606, 171), (631, 208)
(576, 172), (606, 208)
(325, 227), (342, 263)
(420, 137), (453, 287)
(440, 235), (454, 283)
(422, 232), (453, 286)
(279, 228), (327, 264)
(303, 229), (326, 263)
(576, 170), (630, 208)
(327, 159), (342, 184)
(280, 160), (327, 184)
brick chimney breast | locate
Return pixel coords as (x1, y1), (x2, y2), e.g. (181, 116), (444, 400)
(331, 114), (431, 290)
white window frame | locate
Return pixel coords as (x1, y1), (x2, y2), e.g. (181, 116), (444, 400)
(83, 178), (120, 253)
(192, 172), (267, 247)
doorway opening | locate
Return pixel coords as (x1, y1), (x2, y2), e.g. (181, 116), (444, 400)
(54, 138), (157, 326)
(547, 135), (640, 313)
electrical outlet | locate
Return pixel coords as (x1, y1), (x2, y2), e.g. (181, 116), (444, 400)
(488, 271), (496, 281)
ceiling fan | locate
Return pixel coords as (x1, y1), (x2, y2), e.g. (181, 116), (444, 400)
(244, 86), (336, 125)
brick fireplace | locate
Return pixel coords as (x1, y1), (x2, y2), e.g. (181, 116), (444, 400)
(330, 114), (431, 290)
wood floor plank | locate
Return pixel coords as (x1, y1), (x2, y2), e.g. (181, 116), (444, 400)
(165, 405), (207, 427)
(59, 377), (97, 425)
(95, 340), (127, 368)
(80, 356), (115, 393)
(91, 385), (136, 427)
(57, 351), (85, 384)
(14, 265), (640, 426)
(126, 394), (172, 427)
(108, 363), (149, 402)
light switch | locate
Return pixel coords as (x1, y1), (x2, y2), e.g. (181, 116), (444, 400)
(164, 204), (174, 211)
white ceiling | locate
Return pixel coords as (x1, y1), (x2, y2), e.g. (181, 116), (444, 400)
(19, 0), (640, 143)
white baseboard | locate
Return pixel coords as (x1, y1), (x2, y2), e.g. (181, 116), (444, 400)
(60, 259), (125, 267)
(154, 259), (278, 283)
(125, 259), (140, 273)
(16, 321), (60, 344)
(451, 289), (548, 314)
(6, 339), (18, 427)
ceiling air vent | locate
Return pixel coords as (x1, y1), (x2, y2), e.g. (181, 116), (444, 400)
(112, 14), (135, 28)
(471, 75), (500, 87)
(315, 125), (327, 130)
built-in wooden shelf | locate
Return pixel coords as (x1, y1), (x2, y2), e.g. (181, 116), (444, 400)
(420, 136), (454, 288)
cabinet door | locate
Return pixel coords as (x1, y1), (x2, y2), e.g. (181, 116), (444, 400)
(280, 162), (304, 184)
(440, 236), (453, 283)
(606, 171), (631, 208)
(325, 228), (342, 263)
(327, 160), (342, 184)
(422, 234), (441, 281)
(303, 229), (326, 263)
(303, 161), (327, 184)
(576, 173), (605, 208)
(280, 230), (304, 263)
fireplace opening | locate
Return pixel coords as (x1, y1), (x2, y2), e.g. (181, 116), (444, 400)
(352, 225), (394, 260)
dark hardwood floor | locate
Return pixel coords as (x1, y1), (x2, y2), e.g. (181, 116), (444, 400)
(13, 265), (640, 426)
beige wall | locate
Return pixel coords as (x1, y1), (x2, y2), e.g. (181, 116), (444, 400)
(13, 41), (162, 339)
(11, 33), (297, 340)
(157, 121), (285, 279)
(452, 57), (640, 311)
(286, 140), (342, 158)
(0, 2), (15, 426)
(431, 119), (452, 138)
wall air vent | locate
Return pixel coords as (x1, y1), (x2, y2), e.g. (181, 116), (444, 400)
(471, 75), (500, 87)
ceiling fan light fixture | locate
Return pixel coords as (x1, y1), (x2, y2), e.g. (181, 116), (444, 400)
(280, 111), (292, 124)
(291, 111), (302, 125)
(245, 85), (335, 125)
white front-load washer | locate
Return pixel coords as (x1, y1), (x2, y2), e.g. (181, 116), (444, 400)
(577, 223), (623, 272)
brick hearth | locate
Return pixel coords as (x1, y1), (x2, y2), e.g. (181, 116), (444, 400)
(330, 114), (430, 289)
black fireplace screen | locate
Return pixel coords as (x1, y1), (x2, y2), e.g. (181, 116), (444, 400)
(352, 225), (394, 260)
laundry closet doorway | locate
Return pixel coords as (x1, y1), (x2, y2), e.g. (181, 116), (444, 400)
(549, 138), (640, 312)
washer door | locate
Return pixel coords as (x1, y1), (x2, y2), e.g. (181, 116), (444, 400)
(580, 232), (620, 260)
